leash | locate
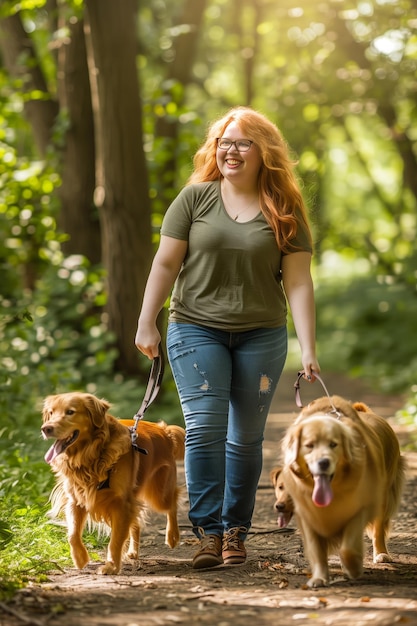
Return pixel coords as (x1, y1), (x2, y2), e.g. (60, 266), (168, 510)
(129, 346), (165, 453)
(294, 370), (342, 417)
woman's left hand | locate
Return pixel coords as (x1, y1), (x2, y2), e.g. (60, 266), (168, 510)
(301, 355), (320, 382)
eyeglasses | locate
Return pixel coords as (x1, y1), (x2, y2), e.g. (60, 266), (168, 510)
(216, 138), (253, 152)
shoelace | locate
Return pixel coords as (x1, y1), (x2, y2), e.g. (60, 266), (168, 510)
(196, 527), (219, 550)
(223, 526), (247, 548)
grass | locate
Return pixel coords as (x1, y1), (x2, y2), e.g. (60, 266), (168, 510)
(0, 452), (110, 600)
(0, 426), (67, 598)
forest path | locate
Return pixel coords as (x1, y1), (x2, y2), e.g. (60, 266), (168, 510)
(1, 371), (416, 626)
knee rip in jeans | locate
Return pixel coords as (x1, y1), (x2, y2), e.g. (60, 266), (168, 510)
(193, 362), (211, 391)
(258, 374), (272, 413)
(259, 373), (272, 394)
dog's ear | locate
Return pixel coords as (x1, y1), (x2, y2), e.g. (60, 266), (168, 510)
(42, 395), (55, 422)
(341, 423), (366, 465)
(282, 426), (301, 466)
(84, 395), (111, 428)
(270, 467), (282, 486)
(340, 426), (356, 463)
(352, 401), (371, 414)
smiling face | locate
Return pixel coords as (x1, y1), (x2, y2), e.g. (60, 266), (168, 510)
(216, 121), (263, 189)
(41, 393), (110, 464)
(298, 417), (343, 477)
(296, 416), (352, 507)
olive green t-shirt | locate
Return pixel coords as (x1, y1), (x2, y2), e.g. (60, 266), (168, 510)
(161, 181), (312, 331)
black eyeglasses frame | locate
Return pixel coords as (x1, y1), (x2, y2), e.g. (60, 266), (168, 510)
(216, 138), (254, 152)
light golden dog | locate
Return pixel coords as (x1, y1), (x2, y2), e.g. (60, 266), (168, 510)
(42, 392), (185, 575)
(270, 467), (294, 529)
(282, 396), (406, 587)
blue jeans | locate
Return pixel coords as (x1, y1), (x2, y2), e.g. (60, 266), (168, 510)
(167, 322), (287, 539)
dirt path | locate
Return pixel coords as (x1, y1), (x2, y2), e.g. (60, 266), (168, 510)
(2, 373), (417, 626)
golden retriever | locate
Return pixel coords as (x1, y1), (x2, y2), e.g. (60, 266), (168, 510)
(270, 467), (294, 528)
(41, 392), (185, 575)
(281, 396), (406, 587)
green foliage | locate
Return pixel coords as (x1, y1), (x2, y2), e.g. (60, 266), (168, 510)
(312, 267), (417, 447)
(0, 418), (110, 599)
(397, 400), (417, 450)
(0, 131), (63, 299)
(0, 250), (181, 416)
(315, 273), (417, 390)
(0, 420), (65, 597)
(1, 260), (109, 409)
(0, 521), (13, 550)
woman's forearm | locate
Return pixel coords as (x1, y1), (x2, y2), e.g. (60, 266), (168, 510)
(136, 236), (187, 358)
(282, 252), (320, 376)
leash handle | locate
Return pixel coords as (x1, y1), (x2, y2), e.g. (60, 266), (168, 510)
(294, 370), (340, 416)
(130, 346), (165, 450)
(133, 346), (165, 421)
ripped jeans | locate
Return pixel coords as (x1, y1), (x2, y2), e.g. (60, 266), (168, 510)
(167, 322), (287, 538)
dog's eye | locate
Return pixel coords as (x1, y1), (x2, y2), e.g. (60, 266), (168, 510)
(66, 409), (75, 416)
(329, 441), (338, 449)
(304, 442), (315, 449)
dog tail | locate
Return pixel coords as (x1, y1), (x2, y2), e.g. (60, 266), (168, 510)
(166, 424), (186, 461)
(47, 480), (67, 520)
(388, 453), (407, 519)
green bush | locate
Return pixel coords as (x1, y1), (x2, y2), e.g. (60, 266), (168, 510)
(314, 274), (417, 443)
(315, 275), (417, 390)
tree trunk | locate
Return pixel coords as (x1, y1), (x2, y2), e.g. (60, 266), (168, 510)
(84, 0), (152, 375)
(56, 14), (101, 264)
(235, 0), (263, 106)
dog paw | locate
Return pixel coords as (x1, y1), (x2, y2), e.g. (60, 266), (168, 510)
(374, 552), (392, 564)
(98, 561), (120, 575)
(166, 528), (180, 548)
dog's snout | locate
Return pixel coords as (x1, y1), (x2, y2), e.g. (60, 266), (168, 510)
(276, 502), (286, 512)
(318, 458), (330, 472)
(42, 424), (54, 436)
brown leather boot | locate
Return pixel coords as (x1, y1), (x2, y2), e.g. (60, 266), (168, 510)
(192, 529), (223, 569)
(222, 527), (247, 565)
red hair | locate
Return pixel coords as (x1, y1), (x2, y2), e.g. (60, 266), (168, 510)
(187, 106), (312, 252)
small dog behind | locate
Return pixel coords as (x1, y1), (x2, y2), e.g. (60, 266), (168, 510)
(270, 467), (294, 529)
(282, 396), (406, 587)
(42, 392), (185, 575)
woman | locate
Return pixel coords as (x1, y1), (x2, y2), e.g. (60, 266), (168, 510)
(135, 106), (320, 569)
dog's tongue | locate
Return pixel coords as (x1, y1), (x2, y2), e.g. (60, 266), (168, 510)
(44, 441), (62, 464)
(277, 514), (287, 529)
(312, 474), (333, 507)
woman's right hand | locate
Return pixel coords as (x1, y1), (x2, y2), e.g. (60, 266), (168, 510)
(135, 320), (161, 360)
